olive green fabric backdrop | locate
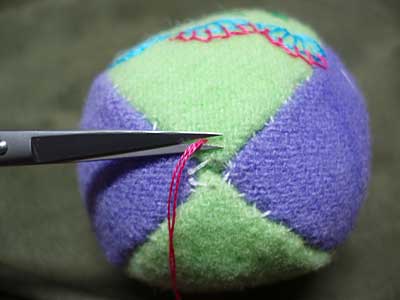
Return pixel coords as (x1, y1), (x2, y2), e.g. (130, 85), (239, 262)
(0, 0), (399, 299)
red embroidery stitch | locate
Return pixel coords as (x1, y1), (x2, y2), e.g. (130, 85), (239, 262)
(167, 139), (208, 300)
(170, 21), (328, 69)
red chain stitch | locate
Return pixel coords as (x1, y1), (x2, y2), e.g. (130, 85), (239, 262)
(167, 139), (208, 300)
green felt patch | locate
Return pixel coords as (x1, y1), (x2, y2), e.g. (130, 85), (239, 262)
(110, 10), (329, 290)
(127, 171), (330, 291)
(109, 10), (320, 171)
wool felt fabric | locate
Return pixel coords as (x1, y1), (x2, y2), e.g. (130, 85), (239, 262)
(129, 170), (330, 291)
(78, 73), (194, 266)
(226, 48), (370, 250)
(108, 10), (319, 171)
(78, 9), (370, 292)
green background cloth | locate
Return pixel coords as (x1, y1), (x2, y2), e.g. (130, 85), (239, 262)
(0, 0), (398, 299)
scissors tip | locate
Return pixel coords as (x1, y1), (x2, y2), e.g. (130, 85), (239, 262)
(170, 131), (222, 141)
(195, 132), (223, 138)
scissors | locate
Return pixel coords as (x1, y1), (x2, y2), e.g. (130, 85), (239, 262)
(0, 130), (222, 166)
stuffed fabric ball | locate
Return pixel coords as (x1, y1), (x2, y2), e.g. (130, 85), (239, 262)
(78, 10), (370, 291)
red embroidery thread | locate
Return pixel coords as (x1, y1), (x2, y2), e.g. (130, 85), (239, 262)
(167, 139), (208, 300)
(170, 21), (328, 69)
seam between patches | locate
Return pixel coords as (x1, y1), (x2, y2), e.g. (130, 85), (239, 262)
(109, 18), (327, 69)
(101, 72), (201, 264)
(106, 71), (208, 194)
(222, 72), (313, 184)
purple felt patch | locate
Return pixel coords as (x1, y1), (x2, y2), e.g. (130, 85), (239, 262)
(77, 73), (194, 266)
(227, 48), (370, 250)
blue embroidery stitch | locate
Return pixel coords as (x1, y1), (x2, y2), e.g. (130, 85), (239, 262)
(110, 18), (327, 69)
(110, 33), (171, 67)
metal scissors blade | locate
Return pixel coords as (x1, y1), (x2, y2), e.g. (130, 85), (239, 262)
(0, 130), (222, 166)
(81, 143), (220, 162)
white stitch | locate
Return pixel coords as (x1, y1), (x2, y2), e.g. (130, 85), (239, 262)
(341, 68), (357, 92)
(189, 177), (207, 187)
(152, 122), (157, 130)
(223, 171), (230, 182)
(187, 159), (209, 175)
(261, 210), (271, 217)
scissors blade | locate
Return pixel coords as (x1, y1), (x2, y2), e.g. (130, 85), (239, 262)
(80, 144), (222, 162)
(0, 130), (221, 165)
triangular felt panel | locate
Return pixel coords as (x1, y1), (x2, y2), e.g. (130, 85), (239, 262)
(127, 171), (330, 291)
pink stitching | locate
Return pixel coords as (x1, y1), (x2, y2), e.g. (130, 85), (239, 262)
(167, 139), (208, 300)
(170, 20), (328, 69)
